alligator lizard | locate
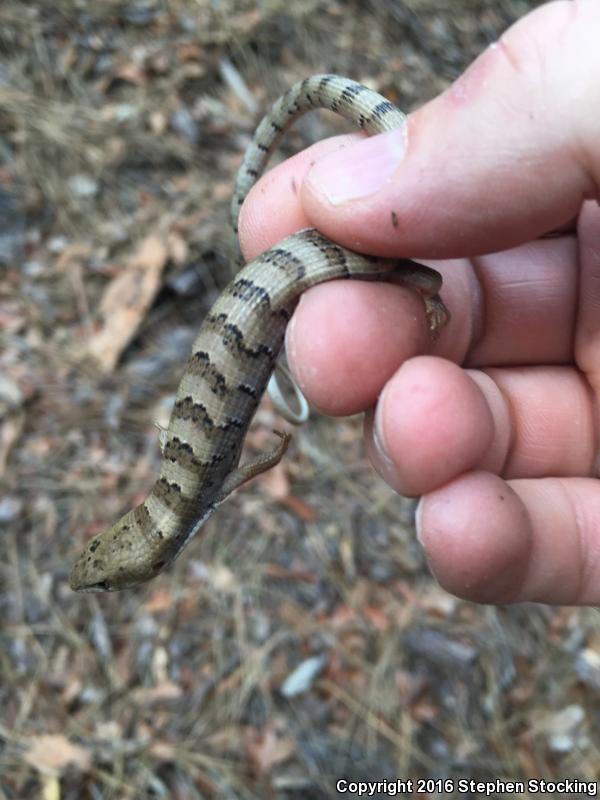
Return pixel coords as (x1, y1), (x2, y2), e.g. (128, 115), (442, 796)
(70, 74), (449, 592)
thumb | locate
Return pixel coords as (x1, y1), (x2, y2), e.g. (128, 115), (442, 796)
(302, 0), (600, 259)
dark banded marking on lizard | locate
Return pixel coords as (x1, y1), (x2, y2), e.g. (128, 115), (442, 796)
(70, 76), (449, 591)
(162, 436), (225, 471)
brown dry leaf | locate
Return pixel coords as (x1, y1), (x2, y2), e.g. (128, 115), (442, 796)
(278, 599), (312, 628)
(55, 243), (93, 271)
(263, 563), (316, 583)
(323, 652), (361, 689)
(586, 629), (600, 652)
(246, 721), (295, 777)
(144, 587), (176, 613)
(261, 460), (290, 500)
(149, 740), (177, 762)
(410, 699), (439, 723)
(207, 563), (237, 593)
(509, 682), (536, 705)
(419, 585), (458, 617)
(0, 300), (28, 334)
(131, 680), (182, 705)
(88, 235), (168, 372)
(167, 231), (189, 265)
(62, 677), (83, 705)
(212, 179), (233, 202)
(281, 494), (317, 522)
(94, 721), (122, 740)
(24, 734), (92, 775)
(178, 43), (204, 62)
(395, 668), (427, 703)
(149, 110), (167, 135)
(363, 605), (390, 631)
(324, 604), (359, 630)
(115, 61), (147, 85)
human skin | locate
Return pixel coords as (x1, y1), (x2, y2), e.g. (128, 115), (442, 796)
(238, 0), (600, 605)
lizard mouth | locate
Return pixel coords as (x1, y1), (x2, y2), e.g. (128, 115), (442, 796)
(70, 574), (111, 592)
(84, 581), (111, 592)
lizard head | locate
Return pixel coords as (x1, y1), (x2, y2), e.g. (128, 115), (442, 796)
(69, 506), (169, 592)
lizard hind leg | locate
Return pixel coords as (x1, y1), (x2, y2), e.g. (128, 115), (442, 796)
(393, 260), (450, 339)
(216, 430), (292, 504)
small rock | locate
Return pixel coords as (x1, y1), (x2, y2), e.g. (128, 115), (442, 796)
(177, 13), (197, 33)
(167, 263), (204, 296)
(47, 235), (69, 253)
(68, 174), (99, 198)
(23, 259), (45, 276)
(0, 374), (23, 410)
(0, 496), (23, 523)
(170, 108), (199, 144)
(404, 628), (478, 670)
(545, 705), (586, 753)
(90, 610), (113, 661)
(576, 648), (600, 690)
(114, 103), (138, 122)
(280, 655), (326, 698)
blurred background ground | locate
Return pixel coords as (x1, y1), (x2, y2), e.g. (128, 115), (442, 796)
(2, 1), (600, 798)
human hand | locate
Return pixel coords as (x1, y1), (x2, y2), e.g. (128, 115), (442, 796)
(238, 0), (600, 605)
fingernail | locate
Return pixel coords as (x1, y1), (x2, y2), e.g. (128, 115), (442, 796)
(415, 497), (425, 545)
(372, 386), (400, 486)
(414, 497), (441, 582)
(307, 128), (407, 206)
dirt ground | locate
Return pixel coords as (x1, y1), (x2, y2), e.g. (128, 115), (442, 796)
(2, 1), (600, 798)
